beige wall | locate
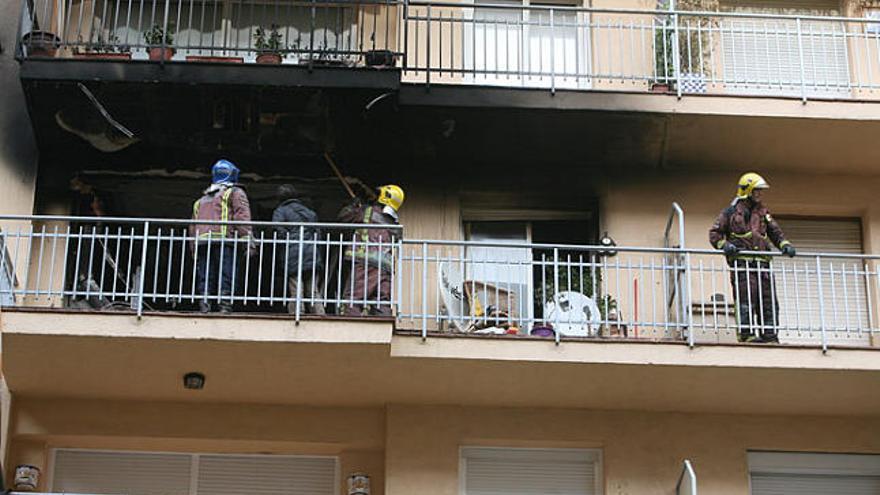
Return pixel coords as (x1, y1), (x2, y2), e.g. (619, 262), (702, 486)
(6, 398), (879, 495)
(386, 404), (880, 495)
(7, 398), (387, 495)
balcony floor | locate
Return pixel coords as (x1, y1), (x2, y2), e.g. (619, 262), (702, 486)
(2, 310), (879, 416)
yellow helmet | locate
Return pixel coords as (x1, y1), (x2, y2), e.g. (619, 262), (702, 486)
(377, 184), (405, 211)
(736, 172), (769, 199)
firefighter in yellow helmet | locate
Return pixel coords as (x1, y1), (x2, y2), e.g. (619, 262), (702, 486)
(337, 184), (404, 316)
(709, 173), (795, 343)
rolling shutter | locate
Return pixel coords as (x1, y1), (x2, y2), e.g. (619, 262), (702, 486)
(773, 217), (870, 346)
(749, 452), (880, 495)
(52, 449), (337, 495)
(197, 454), (337, 495)
(52, 450), (192, 495)
(719, 0), (849, 97)
(461, 446), (602, 495)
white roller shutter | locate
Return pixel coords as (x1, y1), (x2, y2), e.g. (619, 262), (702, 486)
(197, 454), (337, 495)
(720, 0), (850, 97)
(52, 450), (192, 495)
(749, 452), (880, 495)
(461, 446), (602, 495)
(51, 449), (337, 495)
(773, 217), (870, 346)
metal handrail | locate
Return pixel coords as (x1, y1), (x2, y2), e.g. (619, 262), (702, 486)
(676, 459), (697, 495)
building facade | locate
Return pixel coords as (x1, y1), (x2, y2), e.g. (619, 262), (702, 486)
(1, 0), (880, 493)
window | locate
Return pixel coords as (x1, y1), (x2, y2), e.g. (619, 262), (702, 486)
(720, 0), (850, 97)
(465, 0), (591, 89)
(749, 451), (880, 495)
(774, 217), (869, 345)
(51, 449), (338, 495)
(460, 446), (603, 495)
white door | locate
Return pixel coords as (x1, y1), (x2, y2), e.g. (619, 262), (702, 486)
(525, 8), (590, 89)
(466, 222), (533, 326)
(467, 0), (590, 88)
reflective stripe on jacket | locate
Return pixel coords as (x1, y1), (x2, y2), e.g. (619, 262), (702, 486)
(189, 184), (253, 241)
(337, 202), (398, 271)
(709, 198), (790, 263)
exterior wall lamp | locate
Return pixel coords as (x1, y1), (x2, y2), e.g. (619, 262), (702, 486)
(599, 232), (618, 257)
(183, 372), (206, 390)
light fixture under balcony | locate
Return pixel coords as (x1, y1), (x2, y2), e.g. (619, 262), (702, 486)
(183, 372), (206, 390)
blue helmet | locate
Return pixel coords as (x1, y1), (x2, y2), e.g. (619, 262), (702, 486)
(211, 159), (240, 184)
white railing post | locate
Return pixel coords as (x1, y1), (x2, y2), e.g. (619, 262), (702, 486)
(816, 255), (828, 353)
(136, 221), (149, 319)
(670, 0), (682, 98)
(421, 241), (428, 341)
(550, 8), (556, 94)
(796, 17), (808, 103)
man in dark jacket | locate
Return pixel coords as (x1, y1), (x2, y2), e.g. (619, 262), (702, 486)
(273, 184), (325, 315)
(709, 172), (796, 343)
(338, 184), (404, 317)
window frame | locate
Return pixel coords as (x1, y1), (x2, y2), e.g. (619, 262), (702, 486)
(458, 445), (605, 495)
(48, 447), (341, 495)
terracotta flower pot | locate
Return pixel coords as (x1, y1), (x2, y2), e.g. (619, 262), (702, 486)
(256, 52), (282, 64)
(75, 52), (132, 60)
(365, 49), (396, 67)
(21, 31), (61, 58)
(185, 55), (244, 63)
(148, 47), (175, 61)
(650, 82), (671, 93)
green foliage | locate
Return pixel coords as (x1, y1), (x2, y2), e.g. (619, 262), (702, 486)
(254, 24), (283, 52)
(83, 33), (130, 53)
(533, 250), (618, 320)
(143, 24), (173, 46)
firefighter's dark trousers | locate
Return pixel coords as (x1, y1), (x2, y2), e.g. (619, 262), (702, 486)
(730, 259), (779, 342)
(343, 258), (392, 316)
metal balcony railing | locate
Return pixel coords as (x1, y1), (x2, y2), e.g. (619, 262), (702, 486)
(17, 0), (880, 99)
(403, 2), (880, 99)
(2, 215), (879, 351)
(17, 0), (401, 65)
(0, 215), (401, 320)
(677, 459), (697, 495)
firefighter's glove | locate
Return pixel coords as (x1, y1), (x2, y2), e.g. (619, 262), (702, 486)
(722, 243), (739, 257)
(247, 238), (258, 258)
(781, 244), (796, 258)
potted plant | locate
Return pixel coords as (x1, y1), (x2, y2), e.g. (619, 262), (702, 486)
(651, 16), (675, 93)
(254, 24), (283, 64)
(144, 24), (174, 61)
(365, 49), (396, 68)
(20, 30), (61, 57)
(75, 33), (132, 60)
(650, 0), (718, 93)
(299, 43), (352, 67)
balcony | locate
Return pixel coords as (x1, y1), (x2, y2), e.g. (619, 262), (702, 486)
(16, 0), (880, 101)
(1, 213), (879, 415)
(1, 213), (878, 350)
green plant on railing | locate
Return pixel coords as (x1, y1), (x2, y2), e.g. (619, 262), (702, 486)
(653, 0), (719, 84)
(143, 24), (173, 46)
(254, 24), (283, 52)
(82, 33), (131, 53)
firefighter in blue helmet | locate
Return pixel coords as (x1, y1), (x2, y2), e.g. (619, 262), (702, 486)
(189, 159), (253, 313)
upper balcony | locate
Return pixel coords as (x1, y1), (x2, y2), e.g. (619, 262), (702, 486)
(16, 0), (880, 104)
